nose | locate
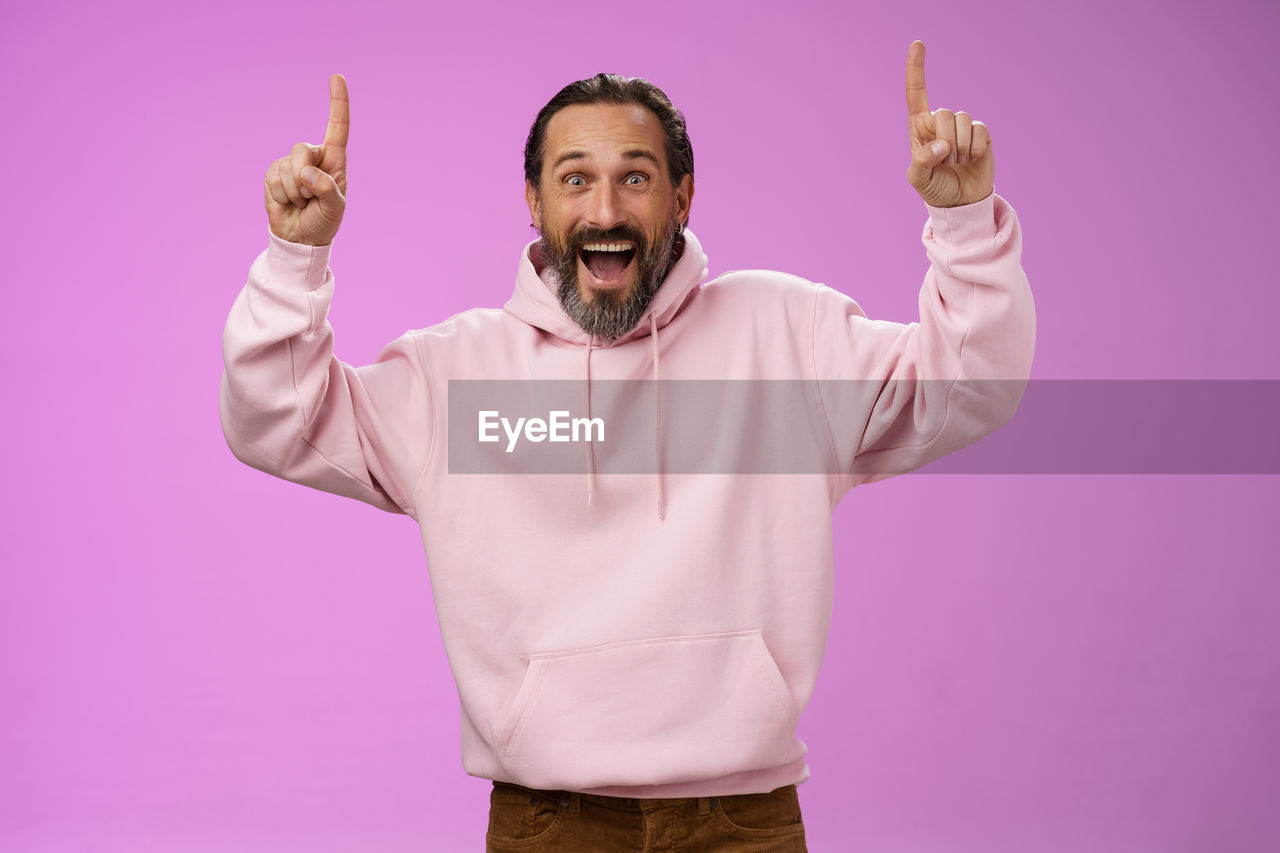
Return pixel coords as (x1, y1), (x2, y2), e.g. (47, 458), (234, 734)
(584, 182), (625, 232)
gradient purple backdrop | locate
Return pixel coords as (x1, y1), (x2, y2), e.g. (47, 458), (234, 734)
(3, 0), (1277, 850)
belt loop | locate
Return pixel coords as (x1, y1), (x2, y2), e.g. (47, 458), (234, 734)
(568, 791), (581, 814)
(697, 796), (711, 816)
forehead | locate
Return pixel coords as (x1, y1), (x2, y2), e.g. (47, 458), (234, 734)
(542, 103), (667, 171)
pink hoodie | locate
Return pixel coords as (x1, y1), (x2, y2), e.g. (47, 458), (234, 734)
(220, 190), (1035, 797)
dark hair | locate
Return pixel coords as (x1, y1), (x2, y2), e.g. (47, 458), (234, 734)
(523, 73), (694, 191)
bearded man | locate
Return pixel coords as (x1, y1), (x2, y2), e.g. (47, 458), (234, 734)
(221, 42), (1035, 852)
(523, 78), (693, 342)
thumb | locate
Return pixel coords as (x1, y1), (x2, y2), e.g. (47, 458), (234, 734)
(301, 166), (345, 211)
(906, 139), (949, 190)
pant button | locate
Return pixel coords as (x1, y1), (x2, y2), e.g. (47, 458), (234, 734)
(560, 797), (569, 807)
(530, 796), (539, 806)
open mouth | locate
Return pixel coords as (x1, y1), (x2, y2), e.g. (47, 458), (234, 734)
(578, 241), (637, 285)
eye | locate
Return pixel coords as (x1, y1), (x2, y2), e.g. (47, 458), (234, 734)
(625, 173), (648, 185)
(565, 175), (586, 187)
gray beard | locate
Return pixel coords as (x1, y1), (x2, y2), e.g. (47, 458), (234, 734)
(544, 217), (682, 340)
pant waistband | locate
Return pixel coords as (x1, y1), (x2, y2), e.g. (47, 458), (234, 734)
(492, 781), (789, 816)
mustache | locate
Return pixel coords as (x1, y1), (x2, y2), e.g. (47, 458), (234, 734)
(566, 225), (648, 250)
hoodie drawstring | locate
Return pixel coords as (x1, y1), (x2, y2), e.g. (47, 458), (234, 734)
(650, 313), (665, 520)
(584, 335), (596, 507)
(581, 319), (665, 521)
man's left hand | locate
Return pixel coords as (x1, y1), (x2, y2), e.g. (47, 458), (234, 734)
(904, 40), (995, 208)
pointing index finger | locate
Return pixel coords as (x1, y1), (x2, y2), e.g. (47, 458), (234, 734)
(324, 73), (349, 150)
(905, 40), (929, 117)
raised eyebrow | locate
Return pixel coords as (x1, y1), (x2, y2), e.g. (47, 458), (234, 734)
(551, 150), (588, 171)
(551, 149), (662, 172)
(620, 150), (661, 169)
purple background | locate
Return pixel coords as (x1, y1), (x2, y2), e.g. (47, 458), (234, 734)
(3, 0), (1277, 850)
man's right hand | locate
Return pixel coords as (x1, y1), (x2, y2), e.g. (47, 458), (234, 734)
(264, 74), (349, 246)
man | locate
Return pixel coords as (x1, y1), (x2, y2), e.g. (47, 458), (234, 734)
(221, 41), (1034, 852)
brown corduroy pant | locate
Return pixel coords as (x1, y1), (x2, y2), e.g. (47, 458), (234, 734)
(485, 781), (807, 852)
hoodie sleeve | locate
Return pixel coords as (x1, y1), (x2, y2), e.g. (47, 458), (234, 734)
(811, 191), (1036, 483)
(219, 232), (432, 517)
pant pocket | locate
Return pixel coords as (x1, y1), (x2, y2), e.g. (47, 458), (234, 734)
(497, 630), (802, 790)
(713, 785), (807, 840)
(485, 783), (567, 848)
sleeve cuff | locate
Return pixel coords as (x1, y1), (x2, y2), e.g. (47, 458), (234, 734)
(924, 190), (998, 248)
(264, 229), (333, 291)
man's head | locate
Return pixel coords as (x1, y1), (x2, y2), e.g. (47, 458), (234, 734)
(524, 74), (695, 340)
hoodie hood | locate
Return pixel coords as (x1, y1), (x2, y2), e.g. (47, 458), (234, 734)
(504, 228), (710, 346)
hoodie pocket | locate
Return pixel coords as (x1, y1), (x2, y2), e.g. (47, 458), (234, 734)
(497, 630), (801, 790)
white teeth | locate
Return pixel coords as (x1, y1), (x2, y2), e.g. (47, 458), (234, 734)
(580, 242), (634, 252)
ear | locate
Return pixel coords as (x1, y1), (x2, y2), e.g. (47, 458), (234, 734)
(675, 174), (694, 227)
(525, 180), (543, 231)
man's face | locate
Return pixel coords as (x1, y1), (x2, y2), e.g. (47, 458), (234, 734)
(526, 103), (694, 339)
